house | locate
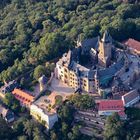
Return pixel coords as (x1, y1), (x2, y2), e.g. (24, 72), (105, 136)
(0, 105), (14, 123)
(123, 38), (140, 55)
(30, 93), (60, 129)
(12, 89), (34, 107)
(122, 89), (140, 107)
(98, 100), (126, 119)
(0, 80), (18, 98)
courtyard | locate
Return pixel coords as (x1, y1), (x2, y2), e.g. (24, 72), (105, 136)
(49, 77), (75, 96)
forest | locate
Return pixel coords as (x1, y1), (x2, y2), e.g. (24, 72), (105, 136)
(0, 0), (140, 84)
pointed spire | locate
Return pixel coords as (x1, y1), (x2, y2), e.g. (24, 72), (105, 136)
(76, 35), (82, 48)
(101, 30), (112, 43)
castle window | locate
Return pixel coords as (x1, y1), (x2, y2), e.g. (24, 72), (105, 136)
(64, 69), (67, 72)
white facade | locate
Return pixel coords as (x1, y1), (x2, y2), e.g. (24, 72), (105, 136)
(56, 63), (65, 81)
(98, 110), (120, 116)
(30, 104), (58, 129)
(55, 62), (94, 93)
(98, 110), (127, 120)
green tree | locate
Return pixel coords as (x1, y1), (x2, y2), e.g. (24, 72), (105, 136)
(24, 120), (34, 140)
(13, 117), (27, 136)
(33, 65), (46, 80)
(17, 135), (28, 140)
(3, 93), (20, 113)
(57, 104), (75, 124)
(50, 130), (58, 140)
(104, 113), (125, 140)
(62, 122), (69, 137)
(71, 125), (81, 140)
(33, 127), (46, 140)
(0, 117), (13, 139)
(68, 94), (95, 109)
(55, 95), (63, 106)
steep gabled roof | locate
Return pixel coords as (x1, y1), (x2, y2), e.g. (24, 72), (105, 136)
(98, 56), (125, 80)
(122, 89), (140, 105)
(123, 38), (140, 52)
(101, 30), (112, 43)
(81, 37), (99, 51)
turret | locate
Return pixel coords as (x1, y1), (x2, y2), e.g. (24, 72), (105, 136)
(76, 35), (82, 48)
(101, 30), (112, 43)
(38, 75), (47, 92)
(98, 31), (113, 67)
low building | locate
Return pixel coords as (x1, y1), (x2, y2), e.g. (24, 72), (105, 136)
(30, 93), (59, 129)
(123, 38), (140, 55)
(0, 105), (14, 123)
(12, 89), (34, 107)
(122, 89), (140, 107)
(0, 80), (18, 98)
(98, 100), (126, 119)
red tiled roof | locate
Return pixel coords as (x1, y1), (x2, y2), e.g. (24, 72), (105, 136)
(123, 38), (140, 52)
(12, 89), (34, 106)
(98, 100), (124, 111)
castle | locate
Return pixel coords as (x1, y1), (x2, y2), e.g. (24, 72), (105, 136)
(55, 31), (140, 94)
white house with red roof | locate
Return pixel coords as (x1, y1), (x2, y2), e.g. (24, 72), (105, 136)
(98, 100), (126, 119)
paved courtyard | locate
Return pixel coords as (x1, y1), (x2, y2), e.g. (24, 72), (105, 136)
(49, 77), (75, 96)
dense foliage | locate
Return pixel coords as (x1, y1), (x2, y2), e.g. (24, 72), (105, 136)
(104, 111), (140, 140)
(0, 117), (13, 139)
(13, 117), (46, 140)
(0, 0), (140, 139)
(68, 94), (95, 109)
(104, 113), (125, 140)
(0, 116), (47, 140)
(0, 0), (140, 83)
(3, 93), (21, 113)
(51, 103), (91, 140)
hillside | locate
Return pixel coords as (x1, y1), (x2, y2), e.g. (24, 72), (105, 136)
(0, 0), (140, 83)
(119, 0), (140, 3)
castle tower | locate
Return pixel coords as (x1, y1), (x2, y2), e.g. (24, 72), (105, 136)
(38, 75), (47, 92)
(76, 35), (82, 48)
(98, 31), (113, 67)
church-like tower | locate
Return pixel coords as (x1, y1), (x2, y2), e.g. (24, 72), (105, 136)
(98, 31), (113, 67)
